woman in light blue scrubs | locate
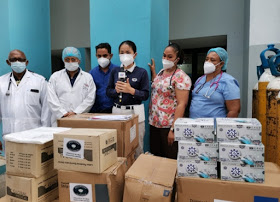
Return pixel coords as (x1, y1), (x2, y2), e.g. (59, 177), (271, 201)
(189, 47), (240, 118)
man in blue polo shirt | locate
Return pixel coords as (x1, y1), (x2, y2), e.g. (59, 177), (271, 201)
(89, 43), (118, 113)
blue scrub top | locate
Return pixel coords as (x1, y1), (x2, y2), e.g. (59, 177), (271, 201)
(189, 72), (240, 118)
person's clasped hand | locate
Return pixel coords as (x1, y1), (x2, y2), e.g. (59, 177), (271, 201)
(116, 78), (134, 94)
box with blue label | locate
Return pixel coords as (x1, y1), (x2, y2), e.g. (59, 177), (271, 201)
(178, 141), (218, 162)
(177, 160), (218, 179)
(216, 118), (262, 144)
(219, 142), (265, 167)
(220, 162), (265, 183)
(58, 158), (127, 202)
(176, 162), (280, 202)
(54, 128), (117, 174)
(174, 118), (215, 143)
(123, 154), (177, 202)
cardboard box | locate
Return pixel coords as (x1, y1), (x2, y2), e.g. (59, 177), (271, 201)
(4, 127), (70, 178)
(176, 162), (280, 202)
(126, 149), (136, 169)
(220, 162), (265, 183)
(0, 196), (7, 202)
(178, 141), (218, 162)
(58, 158), (128, 202)
(6, 169), (58, 202)
(54, 128), (117, 174)
(57, 113), (139, 157)
(216, 118), (262, 144)
(177, 160), (218, 178)
(0, 174), (5, 198)
(174, 118), (215, 143)
(0, 158), (5, 175)
(123, 154), (177, 202)
(219, 142), (264, 167)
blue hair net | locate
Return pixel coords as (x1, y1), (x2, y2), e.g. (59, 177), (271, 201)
(62, 47), (81, 61)
(207, 47), (228, 70)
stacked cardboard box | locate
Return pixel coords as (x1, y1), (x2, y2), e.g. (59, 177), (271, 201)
(53, 128), (118, 174)
(123, 154), (177, 202)
(57, 113), (139, 167)
(58, 158), (127, 202)
(217, 118), (265, 183)
(175, 118), (218, 179)
(53, 128), (128, 202)
(4, 127), (70, 202)
(176, 162), (280, 202)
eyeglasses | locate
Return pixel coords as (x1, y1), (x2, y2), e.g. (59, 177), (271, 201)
(64, 57), (79, 62)
(9, 58), (26, 62)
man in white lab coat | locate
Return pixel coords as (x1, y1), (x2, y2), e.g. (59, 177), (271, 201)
(0, 49), (51, 136)
(47, 47), (96, 126)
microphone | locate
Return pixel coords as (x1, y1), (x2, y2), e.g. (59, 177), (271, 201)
(118, 67), (126, 102)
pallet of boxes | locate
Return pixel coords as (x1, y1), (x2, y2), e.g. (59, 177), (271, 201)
(4, 127), (71, 202)
(53, 128), (128, 202)
(57, 113), (138, 167)
(175, 118), (280, 202)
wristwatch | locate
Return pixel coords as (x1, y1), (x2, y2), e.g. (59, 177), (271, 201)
(170, 127), (174, 132)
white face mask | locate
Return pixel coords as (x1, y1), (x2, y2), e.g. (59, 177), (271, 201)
(97, 57), (110, 68)
(203, 61), (221, 74)
(65, 62), (79, 71)
(119, 54), (134, 67)
(11, 61), (26, 73)
(162, 59), (175, 70)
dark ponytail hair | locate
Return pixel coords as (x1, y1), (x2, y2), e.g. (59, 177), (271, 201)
(166, 43), (184, 65)
(119, 40), (137, 53)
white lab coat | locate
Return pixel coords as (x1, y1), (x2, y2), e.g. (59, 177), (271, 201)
(0, 70), (51, 135)
(47, 68), (96, 126)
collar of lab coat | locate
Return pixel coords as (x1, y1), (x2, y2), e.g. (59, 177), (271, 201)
(11, 69), (32, 88)
(63, 67), (83, 86)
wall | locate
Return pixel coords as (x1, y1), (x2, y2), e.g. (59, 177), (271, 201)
(50, 0), (90, 50)
(0, 0), (10, 75)
(0, 0), (51, 154)
(90, 0), (169, 151)
(246, 0), (280, 116)
(170, 0), (246, 117)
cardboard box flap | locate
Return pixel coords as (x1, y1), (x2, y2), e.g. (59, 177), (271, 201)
(4, 127), (70, 144)
(55, 128), (116, 137)
(59, 113), (137, 123)
(103, 158), (127, 176)
(265, 162), (280, 173)
(125, 154), (177, 188)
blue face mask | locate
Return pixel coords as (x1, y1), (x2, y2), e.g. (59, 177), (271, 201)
(11, 61), (26, 73)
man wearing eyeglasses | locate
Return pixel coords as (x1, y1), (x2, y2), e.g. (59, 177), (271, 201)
(0, 49), (51, 137)
(47, 47), (96, 126)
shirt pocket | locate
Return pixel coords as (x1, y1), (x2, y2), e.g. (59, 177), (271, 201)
(26, 89), (40, 106)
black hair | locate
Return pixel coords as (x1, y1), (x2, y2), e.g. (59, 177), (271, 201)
(166, 43), (184, 65)
(95, 43), (112, 54)
(119, 40), (137, 53)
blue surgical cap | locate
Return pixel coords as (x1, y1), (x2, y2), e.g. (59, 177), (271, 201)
(62, 47), (81, 61)
(207, 47), (228, 70)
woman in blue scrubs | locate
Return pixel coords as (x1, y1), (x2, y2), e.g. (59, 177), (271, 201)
(189, 47), (240, 118)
